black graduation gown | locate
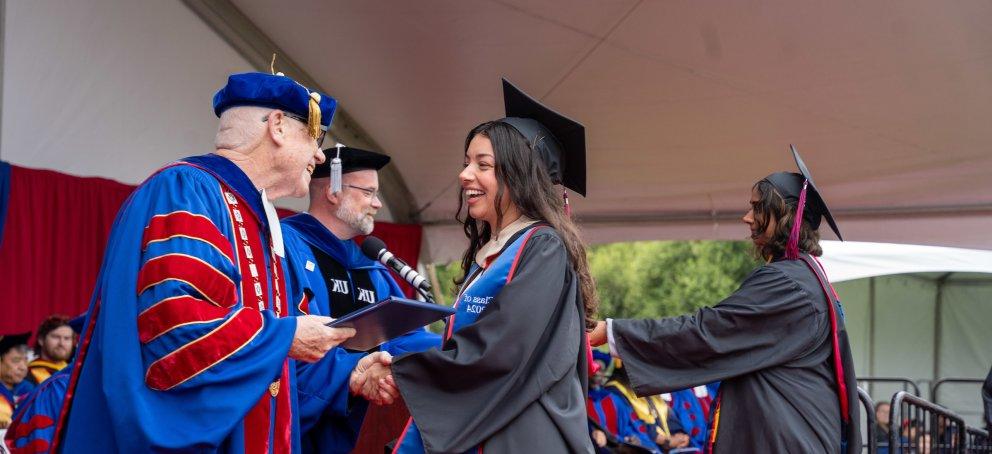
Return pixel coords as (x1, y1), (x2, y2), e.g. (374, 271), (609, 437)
(391, 229), (594, 453)
(611, 258), (861, 454)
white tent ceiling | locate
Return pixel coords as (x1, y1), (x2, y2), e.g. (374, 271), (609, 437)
(3, 0), (991, 263)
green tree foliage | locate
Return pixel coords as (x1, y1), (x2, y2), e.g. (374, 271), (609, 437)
(431, 240), (760, 320)
(589, 241), (760, 319)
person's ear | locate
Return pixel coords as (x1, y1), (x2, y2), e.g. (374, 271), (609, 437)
(266, 110), (288, 146)
(326, 184), (341, 206)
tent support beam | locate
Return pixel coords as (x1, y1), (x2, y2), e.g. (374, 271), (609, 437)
(932, 272), (953, 392)
(179, 0), (419, 225)
(868, 277), (876, 396)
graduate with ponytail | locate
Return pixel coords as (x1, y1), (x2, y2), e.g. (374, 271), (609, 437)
(590, 146), (860, 453)
(389, 80), (597, 453)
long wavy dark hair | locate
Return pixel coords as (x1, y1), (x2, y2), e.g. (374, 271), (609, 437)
(751, 179), (823, 259)
(455, 121), (599, 329)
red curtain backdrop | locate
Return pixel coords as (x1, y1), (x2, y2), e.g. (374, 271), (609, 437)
(361, 222), (424, 298)
(0, 165), (134, 335)
(0, 164), (423, 333)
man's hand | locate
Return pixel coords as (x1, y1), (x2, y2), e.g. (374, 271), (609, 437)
(589, 320), (607, 347)
(670, 432), (690, 448)
(289, 315), (355, 362)
(350, 351), (399, 405)
(655, 430), (670, 446)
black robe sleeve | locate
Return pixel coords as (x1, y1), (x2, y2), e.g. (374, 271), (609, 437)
(391, 231), (587, 453)
(612, 266), (825, 396)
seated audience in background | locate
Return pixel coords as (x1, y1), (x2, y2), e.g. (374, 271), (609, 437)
(588, 351), (661, 453)
(27, 315), (75, 385)
(664, 388), (710, 450)
(915, 431), (931, 454)
(874, 402), (891, 445)
(1, 333), (34, 429)
(605, 360), (691, 452)
(4, 316), (84, 450)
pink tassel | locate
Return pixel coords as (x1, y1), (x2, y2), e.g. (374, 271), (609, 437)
(563, 189), (572, 217)
(785, 180), (809, 260)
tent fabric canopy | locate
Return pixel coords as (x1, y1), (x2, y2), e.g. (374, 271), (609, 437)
(819, 241), (992, 427)
(2, 0), (991, 264)
(819, 241), (992, 283)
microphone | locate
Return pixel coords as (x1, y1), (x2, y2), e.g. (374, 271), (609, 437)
(361, 236), (434, 302)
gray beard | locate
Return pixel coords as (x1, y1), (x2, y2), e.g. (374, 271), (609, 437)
(336, 197), (374, 236)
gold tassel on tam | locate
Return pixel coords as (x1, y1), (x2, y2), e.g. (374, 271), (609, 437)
(307, 91), (322, 140)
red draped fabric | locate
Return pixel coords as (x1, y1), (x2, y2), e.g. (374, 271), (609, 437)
(0, 165), (134, 335)
(0, 164), (423, 333)
(361, 222), (424, 298)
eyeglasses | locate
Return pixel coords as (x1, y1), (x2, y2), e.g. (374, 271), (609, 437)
(344, 184), (380, 200)
(262, 111), (328, 147)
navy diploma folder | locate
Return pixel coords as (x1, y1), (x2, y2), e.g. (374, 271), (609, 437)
(326, 296), (454, 350)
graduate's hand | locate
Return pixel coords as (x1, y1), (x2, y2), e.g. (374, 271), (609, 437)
(350, 351), (399, 405)
(289, 315), (355, 362)
(591, 429), (607, 447)
(589, 320), (607, 347)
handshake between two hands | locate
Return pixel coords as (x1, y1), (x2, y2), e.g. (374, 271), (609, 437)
(288, 315), (401, 406)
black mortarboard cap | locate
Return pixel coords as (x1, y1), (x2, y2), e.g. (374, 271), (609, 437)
(312, 147), (391, 179)
(499, 78), (587, 196)
(764, 145), (842, 240)
(0, 332), (31, 357)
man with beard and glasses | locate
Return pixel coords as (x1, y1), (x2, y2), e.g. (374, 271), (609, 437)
(281, 146), (438, 454)
(26, 316), (75, 386)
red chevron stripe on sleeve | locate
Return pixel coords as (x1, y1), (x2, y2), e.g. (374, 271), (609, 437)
(143, 211), (235, 264)
(137, 295), (232, 343)
(137, 254), (238, 308)
(145, 308), (263, 391)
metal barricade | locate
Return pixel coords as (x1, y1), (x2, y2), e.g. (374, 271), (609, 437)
(859, 387), (878, 453)
(859, 377), (922, 397)
(966, 426), (991, 453)
(932, 378), (984, 402)
(889, 391), (966, 453)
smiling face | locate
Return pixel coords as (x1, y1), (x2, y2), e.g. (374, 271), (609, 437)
(332, 170), (382, 238)
(459, 134), (518, 229)
(268, 111), (326, 198)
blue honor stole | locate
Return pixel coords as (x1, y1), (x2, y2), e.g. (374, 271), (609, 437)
(394, 225), (546, 454)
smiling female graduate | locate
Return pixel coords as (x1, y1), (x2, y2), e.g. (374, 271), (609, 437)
(386, 80), (598, 453)
(590, 146), (861, 453)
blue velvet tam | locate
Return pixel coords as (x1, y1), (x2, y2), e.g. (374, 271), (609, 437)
(212, 72), (337, 135)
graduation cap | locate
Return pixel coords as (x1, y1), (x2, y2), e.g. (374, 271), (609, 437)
(764, 145), (843, 258)
(213, 72), (337, 144)
(499, 78), (587, 197)
(312, 146), (391, 179)
(0, 332), (31, 357)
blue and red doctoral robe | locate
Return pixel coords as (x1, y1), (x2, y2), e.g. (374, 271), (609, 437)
(281, 213), (438, 454)
(55, 154), (316, 453)
(587, 387), (660, 453)
(1, 380), (34, 430)
(668, 389), (709, 450)
(5, 368), (68, 453)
